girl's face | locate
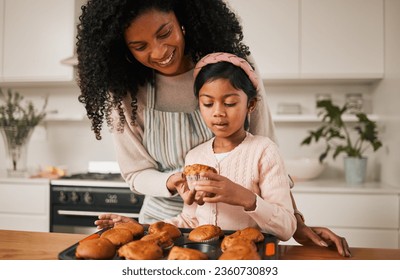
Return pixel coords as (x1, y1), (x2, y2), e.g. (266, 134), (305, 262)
(124, 9), (192, 76)
(199, 78), (255, 141)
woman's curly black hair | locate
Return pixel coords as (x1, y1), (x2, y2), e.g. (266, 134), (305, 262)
(76, 0), (250, 140)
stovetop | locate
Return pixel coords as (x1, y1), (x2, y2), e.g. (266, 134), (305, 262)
(60, 172), (124, 181)
(50, 172), (127, 188)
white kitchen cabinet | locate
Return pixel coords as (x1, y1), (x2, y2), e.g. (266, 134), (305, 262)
(284, 181), (400, 249)
(225, 0), (384, 81)
(0, 0), (4, 78)
(0, 0), (75, 83)
(272, 114), (379, 123)
(0, 178), (50, 232)
(301, 0), (384, 79)
(227, 0), (299, 79)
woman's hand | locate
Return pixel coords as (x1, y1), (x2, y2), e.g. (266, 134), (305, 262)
(293, 220), (352, 257)
(167, 172), (196, 205)
(94, 213), (134, 230)
(192, 172), (256, 210)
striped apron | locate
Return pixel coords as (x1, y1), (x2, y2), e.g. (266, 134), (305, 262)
(139, 79), (213, 224)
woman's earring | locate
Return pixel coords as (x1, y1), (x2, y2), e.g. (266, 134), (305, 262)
(181, 25), (186, 35)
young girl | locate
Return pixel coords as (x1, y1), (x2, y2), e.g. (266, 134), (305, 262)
(165, 53), (296, 240)
(97, 53), (296, 241)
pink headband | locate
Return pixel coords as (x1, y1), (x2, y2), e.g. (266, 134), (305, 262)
(193, 52), (259, 90)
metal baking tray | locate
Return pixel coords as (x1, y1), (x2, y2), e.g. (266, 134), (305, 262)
(58, 227), (278, 260)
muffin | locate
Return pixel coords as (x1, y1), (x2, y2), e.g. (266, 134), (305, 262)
(167, 246), (208, 260)
(218, 244), (261, 260)
(220, 235), (257, 252)
(148, 221), (182, 239)
(188, 224), (223, 242)
(75, 238), (116, 260)
(100, 227), (134, 246)
(183, 164), (217, 190)
(228, 227), (265, 243)
(140, 231), (174, 249)
(118, 240), (163, 260)
(114, 221), (145, 239)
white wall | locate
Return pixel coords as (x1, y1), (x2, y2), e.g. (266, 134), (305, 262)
(266, 83), (382, 182)
(371, 0), (400, 187)
(0, 84), (116, 174)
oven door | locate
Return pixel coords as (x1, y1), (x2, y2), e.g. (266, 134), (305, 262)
(51, 205), (141, 234)
(50, 185), (144, 234)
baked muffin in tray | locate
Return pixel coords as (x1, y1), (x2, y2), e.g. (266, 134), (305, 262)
(167, 246), (208, 260)
(75, 238), (116, 260)
(60, 225), (278, 260)
(188, 224), (224, 243)
(148, 221), (182, 239)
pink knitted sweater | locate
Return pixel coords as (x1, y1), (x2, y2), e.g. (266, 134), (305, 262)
(165, 133), (296, 241)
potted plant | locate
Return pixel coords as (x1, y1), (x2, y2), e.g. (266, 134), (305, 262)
(301, 99), (382, 184)
(0, 88), (47, 177)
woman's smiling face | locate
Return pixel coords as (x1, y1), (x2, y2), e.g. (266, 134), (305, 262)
(124, 9), (191, 76)
(198, 78), (252, 139)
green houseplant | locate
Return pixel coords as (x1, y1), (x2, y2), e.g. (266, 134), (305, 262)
(0, 88), (47, 177)
(301, 99), (382, 184)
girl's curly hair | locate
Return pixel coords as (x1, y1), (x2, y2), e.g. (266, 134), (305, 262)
(76, 0), (250, 140)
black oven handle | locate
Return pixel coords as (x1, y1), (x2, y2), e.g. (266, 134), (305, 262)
(57, 210), (140, 219)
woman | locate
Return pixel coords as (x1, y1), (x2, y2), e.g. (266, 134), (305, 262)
(77, 0), (350, 257)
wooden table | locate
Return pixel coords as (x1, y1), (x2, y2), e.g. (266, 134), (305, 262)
(0, 229), (399, 260)
(0, 230), (87, 260)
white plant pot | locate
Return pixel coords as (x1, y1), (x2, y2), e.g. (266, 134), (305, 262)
(343, 157), (368, 185)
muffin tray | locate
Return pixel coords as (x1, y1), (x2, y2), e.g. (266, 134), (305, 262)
(58, 227), (278, 260)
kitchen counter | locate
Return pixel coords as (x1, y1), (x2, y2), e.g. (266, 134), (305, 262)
(1, 230), (399, 260)
(293, 179), (400, 195)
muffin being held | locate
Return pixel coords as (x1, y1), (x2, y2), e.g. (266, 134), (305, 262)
(183, 164), (217, 190)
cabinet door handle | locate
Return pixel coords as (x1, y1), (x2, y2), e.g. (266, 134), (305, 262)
(57, 210), (139, 218)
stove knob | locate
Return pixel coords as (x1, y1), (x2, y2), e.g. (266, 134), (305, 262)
(70, 191), (80, 203)
(83, 192), (93, 205)
(130, 194), (138, 204)
(58, 191), (68, 203)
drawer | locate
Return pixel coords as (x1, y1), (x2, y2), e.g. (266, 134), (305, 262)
(0, 214), (49, 232)
(0, 183), (49, 215)
(293, 193), (399, 229)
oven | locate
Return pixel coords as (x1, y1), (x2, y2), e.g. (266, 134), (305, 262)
(50, 172), (144, 234)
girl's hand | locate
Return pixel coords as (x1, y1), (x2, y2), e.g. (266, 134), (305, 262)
(94, 213), (134, 230)
(193, 172), (256, 210)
